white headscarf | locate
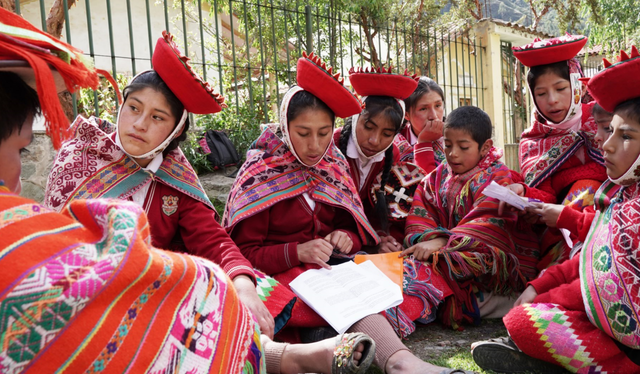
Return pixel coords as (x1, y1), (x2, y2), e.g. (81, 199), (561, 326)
(280, 86), (334, 167)
(611, 152), (640, 186)
(529, 59), (584, 131)
(115, 70), (189, 160)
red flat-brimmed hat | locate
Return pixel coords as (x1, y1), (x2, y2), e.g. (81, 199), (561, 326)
(587, 46), (640, 113)
(0, 8), (100, 149)
(296, 52), (362, 118)
(152, 31), (226, 115)
(348, 66), (418, 99)
(513, 34), (588, 67)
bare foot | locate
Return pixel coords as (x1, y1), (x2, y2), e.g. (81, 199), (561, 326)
(385, 349), (449, 374)
(266, 335), (366, 374)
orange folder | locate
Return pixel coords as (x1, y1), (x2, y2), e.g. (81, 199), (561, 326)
(354, 252), (404, 287)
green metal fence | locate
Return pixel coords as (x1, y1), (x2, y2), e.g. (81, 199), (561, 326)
(15, 0), (486, 125)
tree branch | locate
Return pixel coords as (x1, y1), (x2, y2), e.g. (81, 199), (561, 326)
(46, 0), (78, 38)
(0, 0), (15, 12)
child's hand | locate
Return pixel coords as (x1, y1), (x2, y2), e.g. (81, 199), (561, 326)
(298, 239), (333, 269)
(324, 230), (353, 254)
(526, 203), (563, 228)
(399, 237), (448, 261)
(514, 285), (538, 307)
(377, 235), (403, 253)
(417, 119), (444, 143)
(233, 275), (275, 339)
(497, 183), (525, 216)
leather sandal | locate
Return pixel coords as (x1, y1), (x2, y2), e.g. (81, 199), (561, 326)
(332, 332), (376, 374)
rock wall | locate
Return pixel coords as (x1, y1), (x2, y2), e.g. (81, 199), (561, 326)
(20, 131), (58, 204)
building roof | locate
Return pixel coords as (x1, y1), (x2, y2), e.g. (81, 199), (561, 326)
(481, 18), (554, 39)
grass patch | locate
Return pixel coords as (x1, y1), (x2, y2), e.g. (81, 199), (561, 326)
(427, 347), (492, 373)
(364, 348), (494, 374)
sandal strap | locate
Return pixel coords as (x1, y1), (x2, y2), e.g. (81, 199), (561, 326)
(332, 332), (376, 374)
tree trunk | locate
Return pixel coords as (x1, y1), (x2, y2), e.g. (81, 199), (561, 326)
(0, 0), (14, 12)
(46, 0), (77, 39)
(359, 12), (380, 67)
(46, 0), (78, 121)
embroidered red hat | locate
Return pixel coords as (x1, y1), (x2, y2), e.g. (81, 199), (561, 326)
(0, 8), (100, 149)
(296, 52), (362, 118)
(348, 66), (418, 99)
(587, 46), (640, 113)
(513, 34), (588, 67)
(152, 31), (226, 115)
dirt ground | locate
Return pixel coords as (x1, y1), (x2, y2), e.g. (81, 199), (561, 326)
(362, 319), (508, 374)
(404, 318), (508, 361)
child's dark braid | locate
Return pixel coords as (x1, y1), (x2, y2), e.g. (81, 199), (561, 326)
(374, 146), (394, 233)
(338, 119), (352, 156)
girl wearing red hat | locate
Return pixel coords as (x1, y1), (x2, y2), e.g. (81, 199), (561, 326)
(504, 34), (608, 271)
(0, 9), (271, 373)
(472, 46), (640, 374)
(334, 68), (452, 338)
(400, 76), (446, 172)
(43, 31), (281, 340)
(224, 54), (469, 374)
(2, 11), (387, 373)
(335, 67), (424, 249)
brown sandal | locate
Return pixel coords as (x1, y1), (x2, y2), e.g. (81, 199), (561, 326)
(332, 332), (376, 374)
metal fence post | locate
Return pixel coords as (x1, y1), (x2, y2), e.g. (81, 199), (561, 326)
(305, 5), (313, 54)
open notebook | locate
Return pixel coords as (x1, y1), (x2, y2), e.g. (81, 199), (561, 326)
(289, 260), (403, 333)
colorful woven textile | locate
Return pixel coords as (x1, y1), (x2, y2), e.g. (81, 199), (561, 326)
(581, 181), (640, 349)
(223, 124), (378, 246)
(370, 135), (424, 221)
(382, 257), (451, 338)
(519, 103), (604, 189)
(253, 269), (297, 333)
(505, 303), (640, 373)
(405, 147), (539, 329)
(44, 116), (213, 212)
(537, 178), (603, 270)
(0, 189), (264, 373)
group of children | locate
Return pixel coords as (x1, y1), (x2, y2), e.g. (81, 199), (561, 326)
(1, 6), (639, 373)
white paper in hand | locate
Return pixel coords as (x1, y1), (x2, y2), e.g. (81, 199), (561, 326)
(482, 181), (535, 210)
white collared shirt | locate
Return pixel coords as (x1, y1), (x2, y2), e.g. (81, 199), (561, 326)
(346, 136), (385, 191)
(131, 153), (163, 207)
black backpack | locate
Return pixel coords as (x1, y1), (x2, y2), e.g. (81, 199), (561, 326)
(201, 130), (241, 170)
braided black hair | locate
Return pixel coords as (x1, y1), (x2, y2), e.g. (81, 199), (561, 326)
(340, 96), (403, 234)
(338, 117), (353, 156)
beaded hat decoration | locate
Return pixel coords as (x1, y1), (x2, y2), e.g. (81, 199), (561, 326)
(587, 46), (640, 113)
(295, 51), (363, 118)
(512, 33), (587, 67)
(152, 31), (226, 114)
(348, 66), (419, 100)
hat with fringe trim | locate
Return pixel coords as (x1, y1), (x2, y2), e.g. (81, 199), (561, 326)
(296, 51), (362, 118)
(513, 33), (587, 67)
(152, 31), (226, 115)
(348, 66), (419, 100)
(0, 7), (100, 149)
(587, 46), (640, 113)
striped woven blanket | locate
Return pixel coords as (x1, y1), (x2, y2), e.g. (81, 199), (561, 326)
(0, 188), (264, 373)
